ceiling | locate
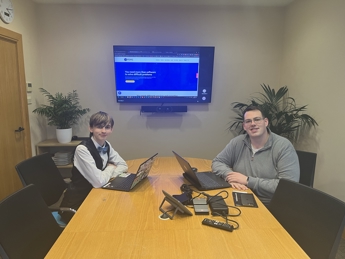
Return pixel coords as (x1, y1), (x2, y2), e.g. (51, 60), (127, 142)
(31, 0), (296, 7)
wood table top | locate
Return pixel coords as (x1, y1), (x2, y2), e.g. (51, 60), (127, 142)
(45, 157), (308, 259)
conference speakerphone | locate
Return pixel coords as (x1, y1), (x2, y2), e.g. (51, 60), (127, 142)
(140, 106), (187, 113)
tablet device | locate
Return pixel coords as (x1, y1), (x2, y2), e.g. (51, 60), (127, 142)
(159, 190), (193, 219)
(232, 192), (258, 207)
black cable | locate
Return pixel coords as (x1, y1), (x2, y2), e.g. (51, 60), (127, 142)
(213, 212), (240, 230)
(203, 190), (229, 203)
(180, 184), (191, 191)
(190, 190), (207, 206)
(180, 185), (241, 217)
(227, 205), (241, 217)
(181, 185), (215, 207)
(197, 190), (241, 217)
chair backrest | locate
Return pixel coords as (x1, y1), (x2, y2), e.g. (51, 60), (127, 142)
(0, 184), (62, 259)
(15, 153), (67, 206)
(296, 150), (317, 187)
(269, 179), (345, 259)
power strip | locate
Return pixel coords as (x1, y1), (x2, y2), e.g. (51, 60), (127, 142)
(208, 196), (229, 216)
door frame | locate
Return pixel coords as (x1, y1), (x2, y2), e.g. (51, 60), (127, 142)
(0, 26), (32, 158)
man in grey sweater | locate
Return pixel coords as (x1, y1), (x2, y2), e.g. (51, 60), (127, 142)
(212, 105), (300, 206)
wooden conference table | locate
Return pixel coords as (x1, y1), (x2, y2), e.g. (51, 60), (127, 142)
(45, 157), (308, 259)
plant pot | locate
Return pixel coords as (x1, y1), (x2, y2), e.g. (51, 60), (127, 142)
(56, 128), (72, 143)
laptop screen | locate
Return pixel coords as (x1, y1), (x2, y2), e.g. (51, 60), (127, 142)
(172, 151), (200, 184)
(130, 154), (157, 189)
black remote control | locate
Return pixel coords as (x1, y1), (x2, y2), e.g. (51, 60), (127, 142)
(202, 218), (233, 232)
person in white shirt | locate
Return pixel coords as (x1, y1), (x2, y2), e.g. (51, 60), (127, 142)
(60, 111), (128, 222)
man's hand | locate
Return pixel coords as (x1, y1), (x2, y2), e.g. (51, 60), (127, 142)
(226, 172), (248, 185)
(229, 182), (248, 191)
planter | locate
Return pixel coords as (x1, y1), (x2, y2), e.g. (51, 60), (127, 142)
(56, 128), (72, 143)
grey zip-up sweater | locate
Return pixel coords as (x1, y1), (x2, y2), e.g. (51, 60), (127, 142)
(212, 129), (300, 206)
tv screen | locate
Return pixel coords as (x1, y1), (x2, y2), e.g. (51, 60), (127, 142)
(113, 45), (215, 103)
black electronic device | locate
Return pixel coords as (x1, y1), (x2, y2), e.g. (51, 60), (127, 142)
(202, 218), (233, 232)
(172, 193), (191, 205)
(159, 190), (193, 220)
(208, 196), (229, 216)
(232, 192), (258, 207)
(102, 153), (158, 191)
(179, 184), (193, 205)
(140, 106), (187, 113)
(113, 45), (215, 104)
(180, 183), (192, 194)
(173, 151), (231, 191)
(193, 198), (209, 215)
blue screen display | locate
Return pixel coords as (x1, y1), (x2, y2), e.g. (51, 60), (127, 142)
(113, 46), (215, 103)
(115, 63), (198, 91)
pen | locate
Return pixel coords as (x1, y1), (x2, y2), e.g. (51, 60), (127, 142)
(233, 191), (248, 194)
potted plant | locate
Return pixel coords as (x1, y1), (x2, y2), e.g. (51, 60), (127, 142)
(228, 84), (318, 143)
(33, 88), (90, 143)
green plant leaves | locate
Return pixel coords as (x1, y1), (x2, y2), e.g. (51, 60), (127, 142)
(229, 84), (318, 142)
(33, 88), (90, 129)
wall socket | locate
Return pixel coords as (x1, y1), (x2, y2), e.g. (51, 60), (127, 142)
(27, 82), (32, 92)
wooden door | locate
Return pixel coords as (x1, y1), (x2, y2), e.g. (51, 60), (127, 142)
(0, 26), (31, 200)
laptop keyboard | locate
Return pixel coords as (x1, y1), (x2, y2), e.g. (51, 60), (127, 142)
(117, 177), (134, 189)
(197, 173), (228, 188)
(112, 174), (136, 190)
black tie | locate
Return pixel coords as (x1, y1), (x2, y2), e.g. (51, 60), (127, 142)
(97, 146), (108, 154)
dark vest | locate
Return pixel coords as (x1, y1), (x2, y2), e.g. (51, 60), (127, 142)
(60, 138), (110, 210)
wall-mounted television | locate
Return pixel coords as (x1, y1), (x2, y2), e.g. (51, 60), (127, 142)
(113, 45), (215, 104)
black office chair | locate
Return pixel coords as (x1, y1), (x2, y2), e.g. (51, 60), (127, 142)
(15, 152), (75, 227)
(296, 150), (317, 187)
(269, 179), (345, 259)
(0, 184), (63, 259)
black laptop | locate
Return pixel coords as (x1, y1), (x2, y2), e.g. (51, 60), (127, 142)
(102, 153), (158, 191)
(172, 151), (231, 191)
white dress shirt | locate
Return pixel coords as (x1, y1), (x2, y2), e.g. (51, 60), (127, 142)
(73, 138), (128, 188)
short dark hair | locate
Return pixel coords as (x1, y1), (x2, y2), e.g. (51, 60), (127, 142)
(89, 111), (114, 128)
(243, 105), (266, 119)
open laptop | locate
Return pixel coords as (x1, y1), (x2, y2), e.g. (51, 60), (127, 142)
(102, 153), (158, 191)
(172, 151), (231, 191)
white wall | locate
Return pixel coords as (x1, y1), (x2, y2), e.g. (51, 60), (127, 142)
(283, 0), (345, 201)
(7, 0), (344, 202)
(35, 4), (285, 160)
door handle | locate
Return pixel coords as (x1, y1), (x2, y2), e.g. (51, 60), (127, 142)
(15, 127), (24, 132)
